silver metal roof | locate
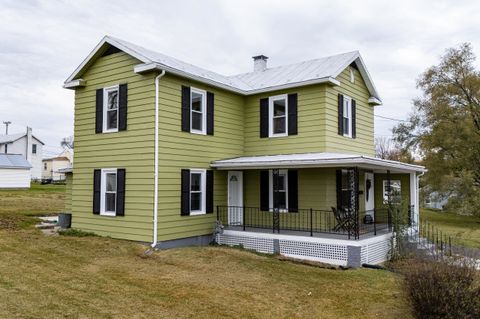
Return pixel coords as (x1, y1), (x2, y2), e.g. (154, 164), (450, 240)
(210, 152), (426, 173)
(65, 36), (381, 101)
(0, 154), (32, 169)
(0, 132), (45, 145)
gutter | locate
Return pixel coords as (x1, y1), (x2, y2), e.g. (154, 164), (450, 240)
(152, 70), (166, 248)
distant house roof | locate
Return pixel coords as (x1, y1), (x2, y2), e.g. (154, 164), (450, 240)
(0, 133), (45, 145)
(211, 152), (426, 173)
(57, 167), (73, 173)
(0, 154), (32, 169)
(42, 156), (70, 162)
(64, 36), (381, 103)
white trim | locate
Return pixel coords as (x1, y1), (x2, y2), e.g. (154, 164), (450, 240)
(63, 79), (86, 89)
(342, 95), (352, 138)
(349, 67), (355, 83)
(368, 97), (382, 105)
(268, 169), (288, 211)
(190, 87), (207, 135)
(102, 85), (119, 133)
(227, 171), (243, 208)
(100, 168), (117, 216)
(268, 94), (288, 137)
(189, 169), (206, 216)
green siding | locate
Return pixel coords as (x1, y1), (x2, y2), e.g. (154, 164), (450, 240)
(155, 74), (244, 242)
(72, 52), (156, 242)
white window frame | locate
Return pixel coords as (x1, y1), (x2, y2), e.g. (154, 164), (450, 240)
(103, 85), (119, 133)
(383, 180), (401, 204)
(268, 94), (288, 137)
(190, 87), (207, 135)
(189, 169), (206, 215)
(100, 168), (117, 216)
(268, 169), (289, 212)
(343, 95), (353, 138)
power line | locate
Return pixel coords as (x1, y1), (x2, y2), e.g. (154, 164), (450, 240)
(374, 114), (407, 122)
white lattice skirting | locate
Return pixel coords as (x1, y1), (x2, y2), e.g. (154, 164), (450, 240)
(216, 230), (392, 267)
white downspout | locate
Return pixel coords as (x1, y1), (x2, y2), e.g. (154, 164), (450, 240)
(152, 70), (166, 248)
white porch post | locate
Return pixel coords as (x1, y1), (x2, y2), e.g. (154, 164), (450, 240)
(409, 172), (419, 228)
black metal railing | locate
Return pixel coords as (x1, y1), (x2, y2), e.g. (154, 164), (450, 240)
(217, 206), (397, 240)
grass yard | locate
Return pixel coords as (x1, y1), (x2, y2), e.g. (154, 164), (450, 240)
(421, 208), (480, 249)
(0, 185), (412, 319)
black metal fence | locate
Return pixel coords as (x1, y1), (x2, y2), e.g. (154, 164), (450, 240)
(217, 205), (398, 240)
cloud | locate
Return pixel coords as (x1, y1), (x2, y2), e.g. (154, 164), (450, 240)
(0, 0), (479, 153)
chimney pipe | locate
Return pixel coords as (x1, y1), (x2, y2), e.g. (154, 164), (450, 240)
(252, 55), (268, 72)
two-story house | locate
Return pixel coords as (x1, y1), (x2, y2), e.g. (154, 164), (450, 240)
(0, 127), (43, 179)
(63, 36), (425, 267)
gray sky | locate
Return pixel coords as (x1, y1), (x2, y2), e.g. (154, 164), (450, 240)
(1, 0), (479, 157)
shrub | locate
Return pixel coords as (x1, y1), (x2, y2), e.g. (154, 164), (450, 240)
(402, 257), (480, 319)
(58, 228), (96, 237)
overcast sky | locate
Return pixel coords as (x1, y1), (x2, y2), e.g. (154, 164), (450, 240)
(1, 0), (479, 157)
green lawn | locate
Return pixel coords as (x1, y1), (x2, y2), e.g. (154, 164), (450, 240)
(421, 208), (480, 249)
(0, 185), (412, 318)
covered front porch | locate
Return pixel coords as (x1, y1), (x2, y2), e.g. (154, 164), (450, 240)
(211, 153), (425, 265)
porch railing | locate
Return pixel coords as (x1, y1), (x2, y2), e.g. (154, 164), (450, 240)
(216, 206), (401, 240)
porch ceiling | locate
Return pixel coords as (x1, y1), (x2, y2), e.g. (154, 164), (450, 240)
(210, 152), (426, 173)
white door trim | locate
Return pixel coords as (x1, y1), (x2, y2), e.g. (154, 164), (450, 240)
(228, 171), (243, 225)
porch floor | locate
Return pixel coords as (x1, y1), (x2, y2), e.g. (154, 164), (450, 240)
(223, 224), (391, 241)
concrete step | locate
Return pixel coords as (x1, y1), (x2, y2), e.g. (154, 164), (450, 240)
(35, 223), (56, 230)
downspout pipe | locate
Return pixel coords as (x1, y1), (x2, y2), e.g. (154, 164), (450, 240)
(152, 70), (166, 248)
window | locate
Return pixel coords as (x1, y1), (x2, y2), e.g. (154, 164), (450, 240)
(269, 94), (288, 137)
(342, 96), (352, 138)
(269, 169), (288, 210)
(32, 144), (37, 154)
(103, 86), (119, 132)
(383, 180), (401, 204)
(349, 67), (355, 83)
(340, 169), (354, 210)
(101, 169), (117, 216)
(190, 88), (206, 134)
(44, 162), (47, 170)
(190, 169), (206, 215)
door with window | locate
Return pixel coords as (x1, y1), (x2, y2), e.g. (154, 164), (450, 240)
(228, 171), (243, 225)
(365, 172), (375, 213)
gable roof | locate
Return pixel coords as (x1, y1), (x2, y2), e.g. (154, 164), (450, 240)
(0, 133), (45, 145)
(0, 154), (32, 169)
(64, 36), (381, 103)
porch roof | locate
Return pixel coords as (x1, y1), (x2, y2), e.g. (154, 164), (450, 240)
(210, 152), (426, 173)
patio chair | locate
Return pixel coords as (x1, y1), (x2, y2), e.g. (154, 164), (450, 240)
(331, 207), (355, 233)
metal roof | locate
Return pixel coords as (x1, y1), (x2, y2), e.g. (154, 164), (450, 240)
(64, 36), (381, 102)
(0, 133), (45, 145)
(210, 152), (426, 173)
(0, 154), (32, 169)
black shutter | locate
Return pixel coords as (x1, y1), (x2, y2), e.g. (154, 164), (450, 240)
(260, 170), (269, 210)
(352, 99), (356, 139)
(95, 89), (103, 133)
(288, 93), (298, 135)
(338, 94), (344, 136)
(181, 169), (190, 216)
(116, 169), (126, 216)
(260, 98), (269, 138)
(207, 92), (214, 135)
(206, 170), (214, 213)
(93, 169), (101, 214)
(336, 170), (342, 210)
(288, 170), (298, 212)
(119, 84), (128, 131)
(181, 86), (191, 132)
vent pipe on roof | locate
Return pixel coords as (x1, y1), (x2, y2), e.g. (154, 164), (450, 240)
(252, 55), (268, 72)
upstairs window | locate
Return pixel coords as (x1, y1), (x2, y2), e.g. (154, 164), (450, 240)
(190, 88), (206, 134)
(32, 144), (37, 154)
(269, 94), (288, 137)
(342, 96), (352, 138)
(103, 86), (119, 132)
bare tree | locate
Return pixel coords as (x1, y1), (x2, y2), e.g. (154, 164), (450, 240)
(61, 135), (74, 149)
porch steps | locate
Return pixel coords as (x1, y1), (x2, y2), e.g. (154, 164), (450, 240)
(35, 216), (60, 236)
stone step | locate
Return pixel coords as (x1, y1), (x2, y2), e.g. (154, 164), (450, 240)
(35, 223), (55, 230)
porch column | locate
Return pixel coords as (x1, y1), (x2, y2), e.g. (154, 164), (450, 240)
(409, 172), (419, 228)
(272, 168), (280, 233)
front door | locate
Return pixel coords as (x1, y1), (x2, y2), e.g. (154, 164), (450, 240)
(365, 172), (375, 213)
(228, 171), (243, 225)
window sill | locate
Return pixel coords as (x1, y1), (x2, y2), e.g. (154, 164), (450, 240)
(189, 210), (206, 216)
(102, 129), (119, 134)
(342, 134), (352, 138)
(190, 130), (206, 136)
(100, 211), (116, 217)
(269, 133), (288, 138)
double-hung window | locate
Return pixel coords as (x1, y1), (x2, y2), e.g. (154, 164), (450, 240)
(340, 169), (353, 210)
(103, 86), (119, 132)
(190, 169), (206, 215)
(32, 144), (37, 154)
(269, 169), (288, 210)
(269, 94), (288, 137)
(101, 169), (117, 216)
(342, 96), (352, 138)
(383, 180), (401, 204)
(190, 88), (207, 134)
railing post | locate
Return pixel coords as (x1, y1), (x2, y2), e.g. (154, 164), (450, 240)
(216, 206), (219, 221)
(310, 208), (313, 237)
(243, 207), (246, 231)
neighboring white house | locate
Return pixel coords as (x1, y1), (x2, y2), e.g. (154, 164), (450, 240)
(0, 127), (44, 180)
(424, 191), (450, 210)
(0, 154), (32, 188)
(42, 155), (72, 181)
